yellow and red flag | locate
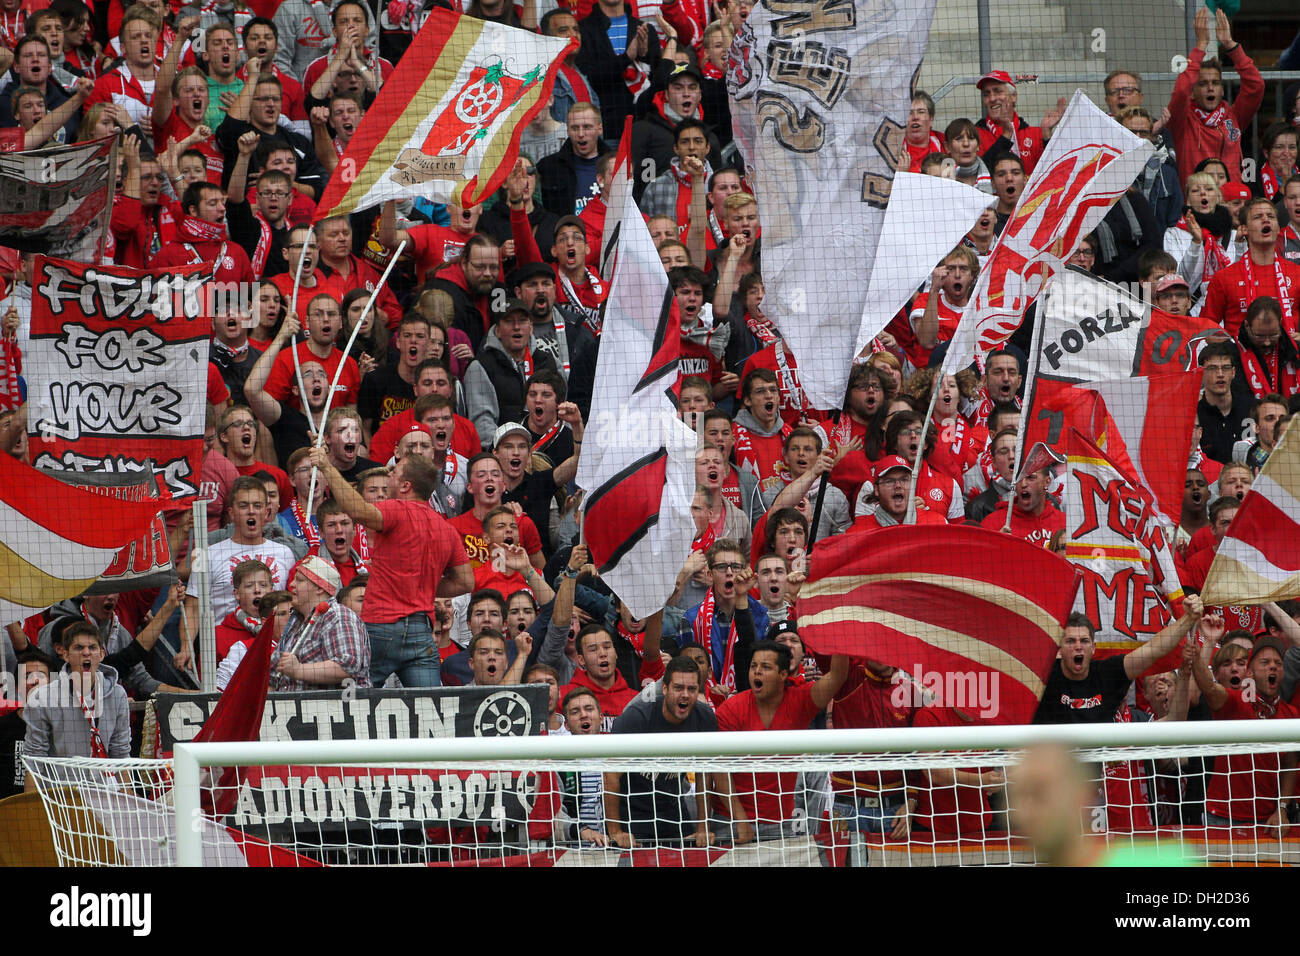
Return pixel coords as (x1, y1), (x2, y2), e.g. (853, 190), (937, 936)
(0, 451), (164, 625)
(315, 9), (573, 218)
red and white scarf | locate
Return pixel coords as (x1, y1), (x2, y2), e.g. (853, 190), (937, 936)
(234, 608), (264, 633)
(692, 505), (724, 553)
(773, 345), (807, 414)
(1190, 103), (1242, 144)
(692, 588), (737, 691)
(249, 207), (274, 277)
(290, 498), (321, 548)
(617, 619), (644, 658)
(531, 419), (562, 453)
(1179, 215), (1232, 281)
(745, 312), (778, 347)
(78, 682), (107, 759)
(1241, 255), (1296, 329)
(1239, 341), (1299, 398)
(0, 335), (20, 412)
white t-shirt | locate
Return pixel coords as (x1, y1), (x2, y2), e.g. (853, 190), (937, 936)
(188, 536), (295, 623)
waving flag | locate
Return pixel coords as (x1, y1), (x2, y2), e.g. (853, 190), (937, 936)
(576, 128), (697, 619)
(726, 0), (946, 410)
(0, 136), (116, 262)
(315, 10), (572, 218)
(798, 524), (1080, 724)
(1062, 429), (1184, 658)
(1201, 421), (1300, 606)
(943, 92), (1153, 375)
(0, 450), (164, 625)
(1017, 269), (1219, 516)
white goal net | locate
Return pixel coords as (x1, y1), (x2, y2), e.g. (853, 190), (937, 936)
(21, 722), (1300, 867)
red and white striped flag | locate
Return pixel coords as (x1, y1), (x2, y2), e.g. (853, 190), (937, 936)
(1201, 421), (1300, 606)
(798, 524), (1080, 724)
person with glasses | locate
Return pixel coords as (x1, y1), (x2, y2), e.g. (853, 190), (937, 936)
(216, 63), (326, 198)
(850, 456), (946, 534)
(225, 128), (292, 278)
(678, 539), (769, 695)
(148, 177), (257, 286)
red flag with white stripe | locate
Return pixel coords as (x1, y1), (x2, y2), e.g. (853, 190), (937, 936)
(1201, 421), (1300, 605)
(798, 524), (1080, 724)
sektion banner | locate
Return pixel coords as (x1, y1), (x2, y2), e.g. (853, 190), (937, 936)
(24, 256), (214, 498)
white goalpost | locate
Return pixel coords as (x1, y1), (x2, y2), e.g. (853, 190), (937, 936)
(22, 720), (1300, 868)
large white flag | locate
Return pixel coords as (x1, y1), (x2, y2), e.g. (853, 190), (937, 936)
(943, 92), (1153, 375)
(727, 0), (940, 410)
(577, 134), (698, 619)
(856, 173), (995, 354)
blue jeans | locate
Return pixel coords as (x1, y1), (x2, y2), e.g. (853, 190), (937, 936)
(833, 791), (907, 834)
(368, 613), (440, 688)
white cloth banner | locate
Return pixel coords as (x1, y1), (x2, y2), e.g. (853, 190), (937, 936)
(727, 0), (939, 409)
(577, 142), (698, 619)
(856, 172), (994, 354)
(943, 92), (1153, 375)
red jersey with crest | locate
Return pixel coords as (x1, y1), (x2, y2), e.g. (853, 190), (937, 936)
(736, 343), (824, 427)
(927, 416), (986, 483)
(829, 414), (877, 512)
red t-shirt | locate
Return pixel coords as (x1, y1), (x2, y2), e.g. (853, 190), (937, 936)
(1201, 256), (1300, 339)
(407, 223), (475, 284)
(1205, 688), (1298, 823)
(828, 414), (876, 510)
(449, 509), (543, 569)
(473, 564), (532, 599)
(911, 706), (994, 836)
(561, 668), (638, 732)
(362, 498), (468, 624)
(153, 110), (224, 183)
(980, 501), (1065, 548)
(927, 416), (986, 484)
(822, 661), (914, 793)
(263, 341), (361, 410)
(715, 682), (822, 822)
(906, 290), (965, 369)
(149, 237), (254, 287)
(269, 271), (348, 323)
(904, 131), (945, 172)
(208, 362), (230, 405)
(678, 336), (725, 389)
(369, 409), (481, 463)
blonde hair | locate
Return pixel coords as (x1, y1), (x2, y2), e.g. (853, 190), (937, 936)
(1185, 171), (1221, 204)
(414, 289), (454, 330)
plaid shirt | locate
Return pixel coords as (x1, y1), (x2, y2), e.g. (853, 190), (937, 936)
(270, 601), (372, 691)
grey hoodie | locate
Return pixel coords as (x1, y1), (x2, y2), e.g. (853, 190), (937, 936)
(733, 406), (784, 439)
(23, 663), (131, 759)
(463, 327), (545, 449)
(38, 600), (159, 698)
(275, 0), (382, 81)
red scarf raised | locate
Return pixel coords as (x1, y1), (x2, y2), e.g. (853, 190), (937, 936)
(745, 312), (778, 346)
(250, 207), (274, 277)
(692, 588), (738, 691)
(1239, 341), (1299, 398)
(290, 498), (321, 548)
(1179, 215), (1232, 281)
(177, 214), (228, 244)
(617, 620), (644, 658)
(1262, 163), (1299, 201)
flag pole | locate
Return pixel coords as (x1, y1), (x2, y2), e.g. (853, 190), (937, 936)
(806, 409), (838, 550)
(906, 375), (945, 525)
(287, 234), (315, 436)
(306, 240), (407, 516)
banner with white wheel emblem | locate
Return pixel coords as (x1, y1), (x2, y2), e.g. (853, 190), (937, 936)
(314, 9), (573, 218)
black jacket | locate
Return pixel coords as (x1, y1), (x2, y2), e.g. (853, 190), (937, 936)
(536, 139), (590, 216)
(628, 103), (723, 202)
(576, 5), (660, 137)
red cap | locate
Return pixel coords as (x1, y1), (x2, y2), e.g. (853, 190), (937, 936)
(977, 70), (1015, 90)
(405, 423), (434, 439)
(1220, 182), (1251, 202)
(873, 455), (913, 481)
(1154, 274), (1189, 294)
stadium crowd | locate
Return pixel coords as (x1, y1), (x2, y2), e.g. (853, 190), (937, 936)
(3, 0), (1300, 851)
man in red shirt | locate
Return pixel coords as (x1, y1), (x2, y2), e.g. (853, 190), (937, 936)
(907, 246), (977, 369)
(262, 290), (360, 411)
(980, 464), (1064, 547)
(369, 361), (481, 463)
(315, 215), (402, 331)
(733, 368), (790, 483)
(1179, 495), (1239, 593)
(311, 498), (367, 587)
(973, 69), (1063, 177)
(449, 454), (545, 570)
(268, 225), (347, 321)
(715, 640), (847, 841)
(380, 198), (484, 287)
(850, 456), (947, 534)
(1166, 7), (1263, 186)
(1201, 198), (1300, 338)
(829, 363), (887, 506)
(308, 445), (473, 687)
(560, 625), (639, 731)
(1193, 620), (1297, 831)
(148, 181), (256, 287)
